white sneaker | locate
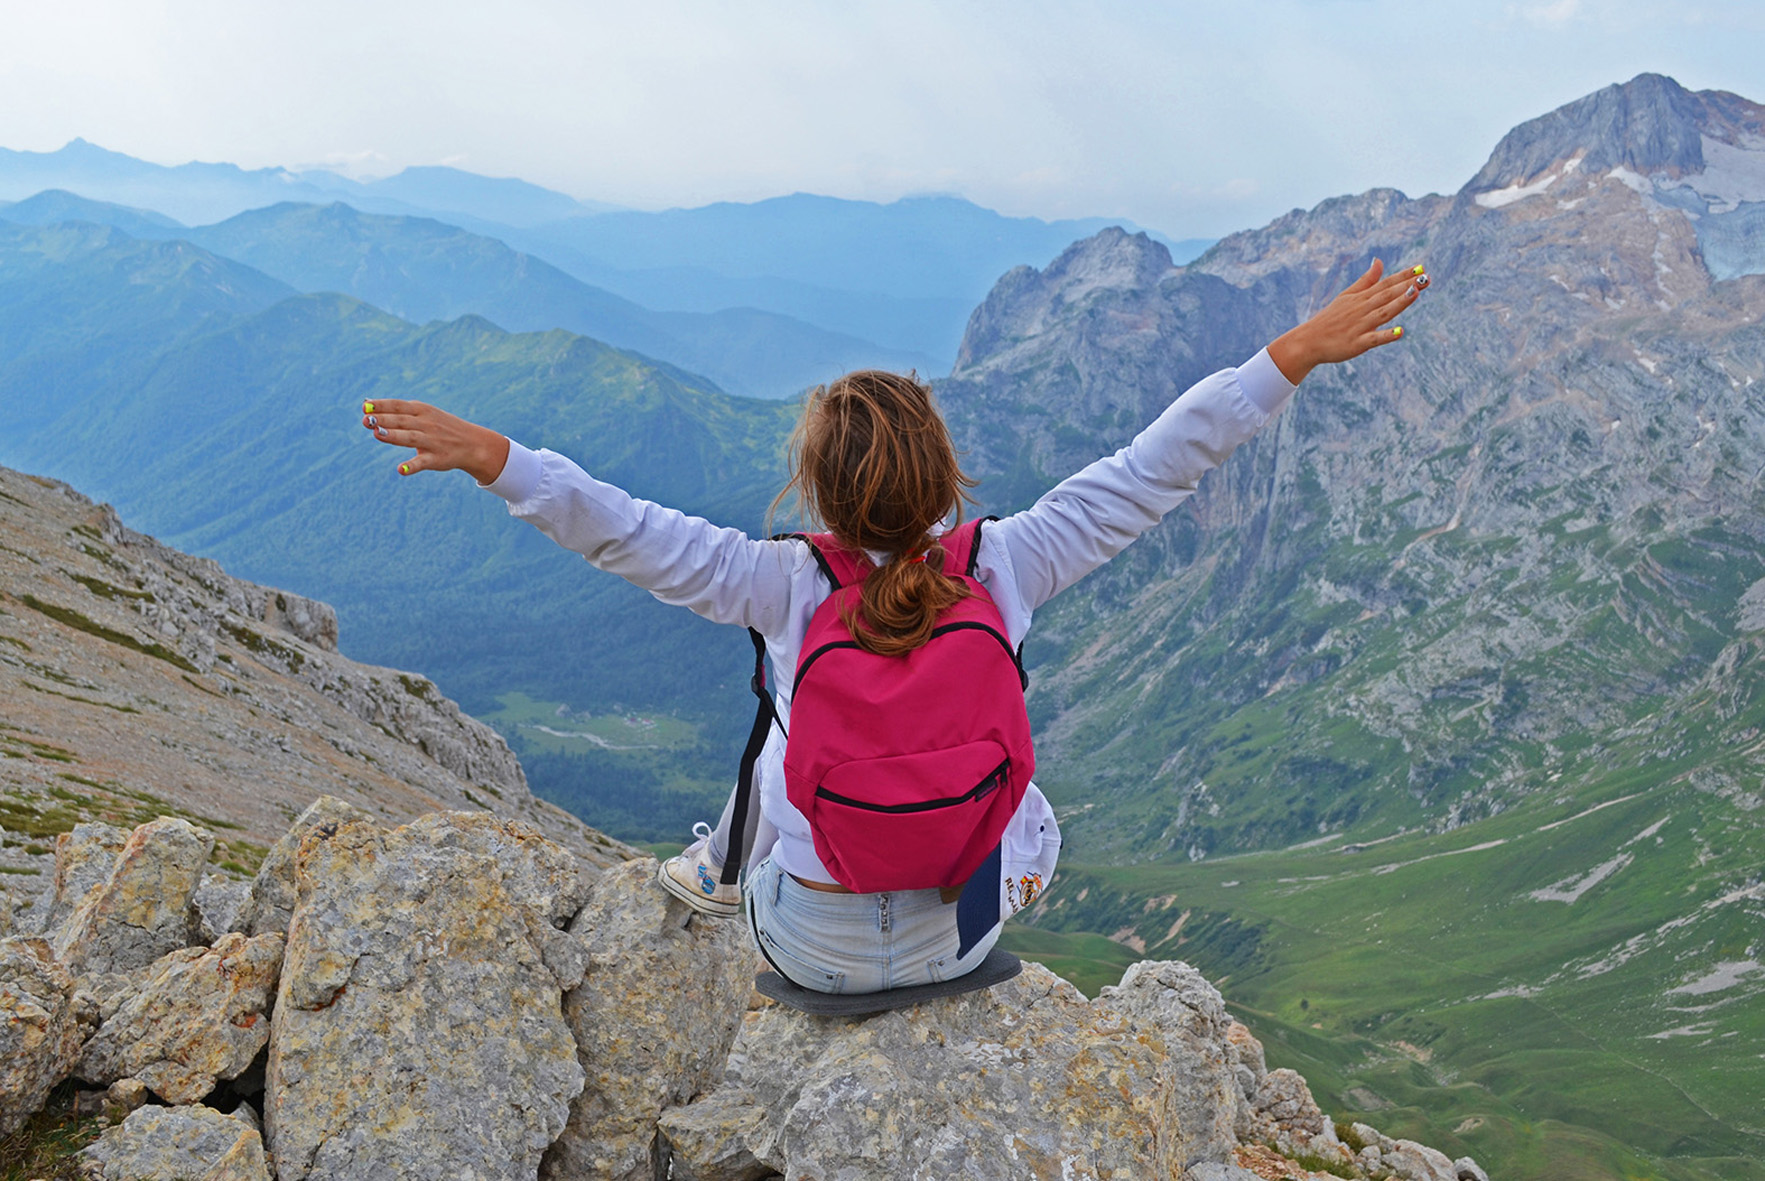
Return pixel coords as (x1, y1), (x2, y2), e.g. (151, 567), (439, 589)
(657, 822), (742, 917)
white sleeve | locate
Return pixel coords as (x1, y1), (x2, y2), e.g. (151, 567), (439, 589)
(986, 349), (1294, 617)
(482, 441), (806, 633)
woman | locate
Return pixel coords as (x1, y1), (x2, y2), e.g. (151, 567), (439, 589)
(361, 258), (1426, 994)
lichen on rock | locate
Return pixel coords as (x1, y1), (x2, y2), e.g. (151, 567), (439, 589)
(51, 817), (213, 978)
(80, 1102), (270, 1181)
(0, 936), (98, 1137)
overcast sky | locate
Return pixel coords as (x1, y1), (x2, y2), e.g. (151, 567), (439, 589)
(2, 0), (1762, 238)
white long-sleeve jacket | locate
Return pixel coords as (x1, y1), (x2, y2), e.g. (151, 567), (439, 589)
(484, 349), (1295, 912)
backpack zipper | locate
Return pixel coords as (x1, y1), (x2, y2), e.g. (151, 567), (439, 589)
(814, 757), (1011, 814)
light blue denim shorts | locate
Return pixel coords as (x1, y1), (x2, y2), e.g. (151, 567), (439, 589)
(745, 855), (1003, 995)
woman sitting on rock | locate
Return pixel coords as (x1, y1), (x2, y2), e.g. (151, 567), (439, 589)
(360, 259), (1426, 996)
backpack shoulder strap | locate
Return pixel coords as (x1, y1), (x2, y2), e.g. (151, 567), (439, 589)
(802, 532), (868, 587)
(771, 531), (847, 589)
(937, 517), (996, 578)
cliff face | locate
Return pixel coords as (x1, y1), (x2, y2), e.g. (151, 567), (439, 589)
(0, 462), (631, 876)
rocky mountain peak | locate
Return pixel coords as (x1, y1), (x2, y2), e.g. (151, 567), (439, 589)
(1464, 72), (1765, 194)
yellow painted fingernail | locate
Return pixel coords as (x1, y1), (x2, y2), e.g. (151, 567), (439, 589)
(1412, 265), (1425, 275)
(1392, 326), (1404, 338)
(399, 464), (410, 475)
(363, 401), (374, 414)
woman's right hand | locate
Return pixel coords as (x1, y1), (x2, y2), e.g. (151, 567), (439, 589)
(360, 399), (511, 484)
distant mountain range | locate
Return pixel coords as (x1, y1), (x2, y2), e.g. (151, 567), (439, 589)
(0, 139), (1209, 371)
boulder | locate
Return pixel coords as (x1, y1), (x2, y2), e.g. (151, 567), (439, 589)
(52, 818), (213, 977)
(236, 795), (376, 937)
(25, 821), (129, 937)
(193, 874), (253, 943)
(659, 958), (1251, 1180)
(264, 812), (588, 1181)
(540, 858), (754, 1181)
(1248, 1067), (1349, 1161)
(80, 1103), (270, 1181)
(76, 931), (283, 1104)
(0, 936), (98, 1136)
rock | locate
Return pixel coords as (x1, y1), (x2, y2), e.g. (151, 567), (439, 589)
(1097, 960), (1247, 1164)
(541, 858), (754, 1181)
(25, 821), (129, 937)
(656, 1089), (776, 1181)
(0, 936), (97, 1136)
(1455, 1157), (1491, 1181)
(105, 1076), (151, 1119)
(80, 1103), (270, 1181)
(236, 795), (376, 937)
(264, 812), (588, 1181)
(193, 874), (252, 943)
(76, 931), (283, 1104)
(1248, 1067), (1343, 1157)
(1381, 1138), (1465, 1181)
(664, 958), (1251, 1180)
(52, 818), (213, 977)
(1185, 1165), (1264, 1181)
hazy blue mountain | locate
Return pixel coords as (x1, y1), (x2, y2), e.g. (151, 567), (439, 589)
(173, 201), (938, 397)
(502, 192), (1213, 359)
(0, 139), (610, 230)
(0, 188), (185, 237)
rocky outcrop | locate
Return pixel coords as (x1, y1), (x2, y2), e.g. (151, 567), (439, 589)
(264, 812), (588, 1181)
(543, 858), (754, 1181)
(81, 1103), (271, 1181)
(52, 817), (212, 978)
(0, 936), (97, 1136)
(0, 464), (636, 878)
(75, 931), (282, 1103)
(0, 804), (1475, 1181)
(658, 960), (1240, 1179)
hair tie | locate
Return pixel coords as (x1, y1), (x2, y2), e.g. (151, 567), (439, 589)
(908, 552), (930, 564)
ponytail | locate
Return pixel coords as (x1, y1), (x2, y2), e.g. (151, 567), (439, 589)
(774, 370), (976, 656)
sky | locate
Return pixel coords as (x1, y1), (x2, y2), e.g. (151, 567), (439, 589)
(2, 0), (1763, 239)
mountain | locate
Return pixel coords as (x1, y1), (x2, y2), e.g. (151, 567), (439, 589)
(0, 462), (627, 872)
(173, 201), (938, 397)
(503, 192), (1213, 360)
(0, 221), (799, 840)
(933, 73), (1765, 1179)
(0, 188), (185, 237)
(0, 139), (610, 229)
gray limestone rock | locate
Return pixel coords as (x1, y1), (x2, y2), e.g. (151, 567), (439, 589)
(0, 936), (98, 1136)
(25, 821), (129, 938)
(52, 818), (212, 977)
(666, 958), (1251, 1180)
(193, 874), (253, 943)
(656, 1089), (776, 1181)
(76, 931), (283, 1104)
(237, 795), (376, 937)
(80, 1102), (270, 1181)
(541, 858), (754, 1181)
(264, 812), (588, 1181)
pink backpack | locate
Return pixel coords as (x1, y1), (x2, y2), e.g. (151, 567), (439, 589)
(720, 519), (1035, 895)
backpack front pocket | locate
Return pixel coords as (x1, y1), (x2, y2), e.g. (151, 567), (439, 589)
(801, 739), (1017, 892)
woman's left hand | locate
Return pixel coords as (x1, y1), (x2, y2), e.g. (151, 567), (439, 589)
(1267, 259), (1427, 385)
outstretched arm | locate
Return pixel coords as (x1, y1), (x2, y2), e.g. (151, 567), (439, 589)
(986, 259), (1428, 618)
(357, 398), (805, 631)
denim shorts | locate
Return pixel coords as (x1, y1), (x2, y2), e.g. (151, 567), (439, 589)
(745, 856), (1003, 994)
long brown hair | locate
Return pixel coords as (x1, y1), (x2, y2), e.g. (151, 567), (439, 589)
(775, 370), (977, 656)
